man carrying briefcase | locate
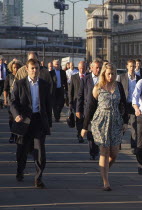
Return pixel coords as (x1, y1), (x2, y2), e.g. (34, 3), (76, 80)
(10, 59), (52, 188)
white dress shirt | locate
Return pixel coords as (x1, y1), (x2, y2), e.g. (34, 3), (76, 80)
(79, 72), (86, 79)
(66, 68), (78, 84)
(55, 69), (61, 88)
(92, 72), (98, 85)
(127, 74), (136, 103)
(28, 76), (39, 113)
(132, 79), (142, 112)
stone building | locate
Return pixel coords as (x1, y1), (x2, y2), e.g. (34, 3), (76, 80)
(85, 0), (142, 65)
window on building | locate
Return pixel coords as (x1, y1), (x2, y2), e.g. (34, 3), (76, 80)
(139, 44), (142, 55)
(129, 44), (133, 55)
(114, 44), (118, 52)
(134, 44), (138, 55)
(125, 44), (128, 55)
(96, 36), (104, 49)
(99, 21), (104, 28)
(113, 14), (119, 25)
(26, 40), (34, 45)
(121, 44), (123, 55)
(128, 15), (134, 22)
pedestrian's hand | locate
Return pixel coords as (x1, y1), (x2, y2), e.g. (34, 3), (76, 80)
(81, 129), (87, 137)
(76, 112), (81, 119)
(135, 108), (141, 116)
(15, 115), (23, 122)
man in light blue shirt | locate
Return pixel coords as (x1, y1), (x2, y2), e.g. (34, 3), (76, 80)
(117, 59), (140, 154)
(132, 79), (142, 174)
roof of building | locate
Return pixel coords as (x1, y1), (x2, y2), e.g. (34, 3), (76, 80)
(106, 0), (142, 4)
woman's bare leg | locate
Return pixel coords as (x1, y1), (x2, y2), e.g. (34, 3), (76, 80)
(99, 146), (110, 188)
(109, 145), (120, 168)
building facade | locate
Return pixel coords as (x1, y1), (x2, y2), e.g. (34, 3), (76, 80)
(0, 0), (23, 26)
(85, 0), (142, 64)
(0, 26), (85, 64)
(112, 19), (142, 68)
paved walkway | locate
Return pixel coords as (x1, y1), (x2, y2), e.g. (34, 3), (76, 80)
(0, 107), (142, 210)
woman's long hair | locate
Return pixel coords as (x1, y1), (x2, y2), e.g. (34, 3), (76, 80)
(96, 63), (117, 90)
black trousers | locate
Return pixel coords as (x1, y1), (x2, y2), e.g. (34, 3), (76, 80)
(0, 80), (4, 96)
(135, 115), (142, 165)
(16, 113), (46, 182)
(53, 88), (64, 120)
(87, 131), (99, 157)
(127, 103), (137, 148)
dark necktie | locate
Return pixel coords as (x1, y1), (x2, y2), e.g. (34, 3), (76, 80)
(80, 74), (84, 79)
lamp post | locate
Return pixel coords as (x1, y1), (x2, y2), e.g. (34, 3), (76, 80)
(67, 0), (88, 62)
(102, 0), (104, 60)
(25, 22), (48, 52)
(40, 11), (58, 60)
(40, 11), (58, 31)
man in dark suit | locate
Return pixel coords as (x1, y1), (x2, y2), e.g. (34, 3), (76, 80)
(135, 58), (142, 78)
(50, 59), (68, 122)
(68, 61), (87, 143)
(117, 59), (141, 154)
(76, 59), (102, 158)
(10, 59), (52, 188)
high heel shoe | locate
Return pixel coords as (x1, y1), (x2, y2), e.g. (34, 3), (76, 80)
(103, 186), (112, 191)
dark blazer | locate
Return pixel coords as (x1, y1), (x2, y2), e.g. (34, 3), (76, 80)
(68, 73), (89, 107)
(68, 73), (81, 107)
(83, 82), (128, 130)
(39, 67), (53, 96)
(76, 73), (94, 116)
(117, 72), (141, 99)
(137, 68), (142, 78)
(10, 77), (52, 135)
(49, 69), (68, 96)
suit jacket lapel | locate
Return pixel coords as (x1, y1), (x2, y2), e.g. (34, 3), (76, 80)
(53, 70), (57, 84)
(38, 79), (42, 111)
(88, 74), (94, 88)
(24, 77), (32, 106)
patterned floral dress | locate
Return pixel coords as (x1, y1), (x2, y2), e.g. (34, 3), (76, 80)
(91, 85), (123, 147)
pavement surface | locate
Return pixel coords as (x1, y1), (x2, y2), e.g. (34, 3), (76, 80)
(0, 107), (142, 210)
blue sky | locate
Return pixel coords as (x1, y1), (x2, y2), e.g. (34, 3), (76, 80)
(24, 0), (103, 38)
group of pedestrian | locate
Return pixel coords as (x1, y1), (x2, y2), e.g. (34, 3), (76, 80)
(1, 53), (142, 191)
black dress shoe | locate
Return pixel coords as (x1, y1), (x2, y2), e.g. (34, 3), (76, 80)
(9, 134), (15, 143)
(132, 148), (137, 155)
(78, 136), (84, 143)
(16, 173), (24, 182)
(138, 167), (142, 175)
(90, 155), (95, 160)
(35, 180), (46, 189)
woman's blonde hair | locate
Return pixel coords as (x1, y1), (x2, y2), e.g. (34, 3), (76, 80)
(8, 60), (23, 72)
(96, 63), (116, 89)
(93, 63), (117, 98)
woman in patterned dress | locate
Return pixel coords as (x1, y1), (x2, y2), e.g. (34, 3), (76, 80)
(81, 63), (128, 191)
